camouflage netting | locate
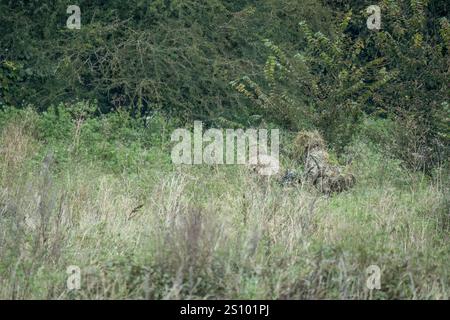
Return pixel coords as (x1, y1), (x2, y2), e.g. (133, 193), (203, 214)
(283, 130), (355, 194)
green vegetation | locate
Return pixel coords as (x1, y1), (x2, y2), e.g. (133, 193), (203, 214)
(0, 107), (448, 299)
(0, 0), (449, 299)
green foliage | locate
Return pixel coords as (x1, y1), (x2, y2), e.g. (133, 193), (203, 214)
(0, 0), (332, 125)
(0, 60), (29, 107)
(0, 104), (175, 174)
(232, 18), (395, 150)
(0, 1), (448, 165)
(333, 0), (449, 169)
(1, 112), (449, 299)
(1, 0), (449, 300)
(233, 0), (449, 164)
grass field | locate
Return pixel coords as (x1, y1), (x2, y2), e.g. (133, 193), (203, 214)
(0, 107), (448, 299)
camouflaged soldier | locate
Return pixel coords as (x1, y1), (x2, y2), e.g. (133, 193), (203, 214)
(292, 131), (355, 194)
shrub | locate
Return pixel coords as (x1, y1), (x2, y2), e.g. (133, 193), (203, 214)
(232, 17), (395, 151)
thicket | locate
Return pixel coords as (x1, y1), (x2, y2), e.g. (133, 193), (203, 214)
(232, 0), (449, 168)
(0, 0), (448, 169)
(0, 0), (331, 121)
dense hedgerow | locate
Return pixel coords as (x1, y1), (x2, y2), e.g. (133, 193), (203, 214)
(0, 0), (331, 123)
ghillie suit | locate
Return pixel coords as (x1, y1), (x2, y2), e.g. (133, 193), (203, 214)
(280, 169), (299, 185)
(286, 131), (355, 194)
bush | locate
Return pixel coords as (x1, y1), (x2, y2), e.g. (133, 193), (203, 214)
(232, 17), (394, 150)
(0, 0), (333, 125)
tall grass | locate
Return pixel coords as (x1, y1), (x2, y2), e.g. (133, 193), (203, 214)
(0, 109), (448, 299)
